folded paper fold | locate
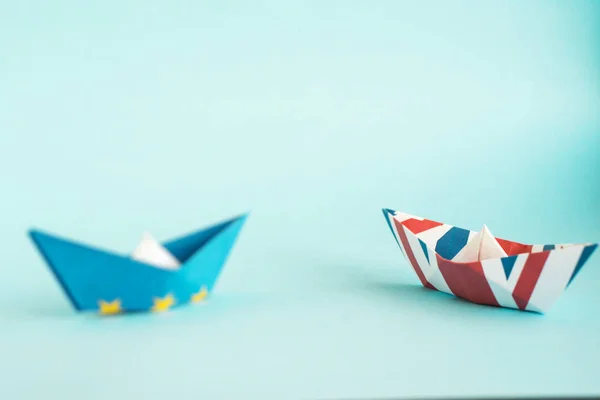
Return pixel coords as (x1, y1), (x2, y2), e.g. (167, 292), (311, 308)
(29, 213), (248, 315)
(131, 232), (181, 270)
(382, 208), (597, 313)
(453, 225), (508, 262)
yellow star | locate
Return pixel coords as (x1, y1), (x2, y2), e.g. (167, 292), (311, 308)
(98, 299), (122, 315)
(191, 286), (209, 303)
(151, 294), (176, 312)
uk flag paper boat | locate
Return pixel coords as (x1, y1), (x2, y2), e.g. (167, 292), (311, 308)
(382, 209), (597, 313)
(28, 213), (248, 315)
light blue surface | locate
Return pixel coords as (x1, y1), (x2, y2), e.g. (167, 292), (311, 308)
(1, 1), (599, 399)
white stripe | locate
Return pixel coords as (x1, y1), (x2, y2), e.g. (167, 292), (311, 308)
(481, 258), (519, 309)
(392, 212), (420, 223)
(425, 246), (453, 295)
(526, 246), (584, 313)
(385, 212), (403, 250)
(405, 227), (438, 289)
(389, 216), (409, 263)
(556, 243), (574, 250)
(405, 227), (454, 294)
(415, 224), (453, 250)
(531, 244), (545, 253)
(506, 254), (528, 291)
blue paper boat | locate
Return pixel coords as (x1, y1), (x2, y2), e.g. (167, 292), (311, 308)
(28, 213), (248, 315)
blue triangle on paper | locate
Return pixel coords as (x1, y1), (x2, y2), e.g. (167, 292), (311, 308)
(381, 209), (396, 237)
(382, 208), (403, 255)
(419, 239), (430, 264)
(501, 255), (518, 280)
(543, 244), (555, 251)
(567, 244), (598, 287)
(435, 227), (470, 260)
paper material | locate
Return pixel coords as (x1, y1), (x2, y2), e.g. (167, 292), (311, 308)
(453, 225), (508, 262)
(28, 213), (249, 314)
(131, 232), (181, 269)
(382, 208), (598, 313)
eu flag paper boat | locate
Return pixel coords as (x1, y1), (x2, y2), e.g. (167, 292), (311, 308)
(29, 214), (248, 315)
(383, 209), (597, 313)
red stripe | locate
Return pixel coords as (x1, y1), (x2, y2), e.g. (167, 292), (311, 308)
(465, 261), (500, 307)
(394, 219), (435, 290)
(512, 252), (550, 310)
(512, 243), (533, 256)
(436, 255), (469, 299)
(508, 243), (533, 256)
(495, 238), (515, 255)
(495, 238), (533, 256)
(402, 218), (443, 234)
(437, 256), (500, 307)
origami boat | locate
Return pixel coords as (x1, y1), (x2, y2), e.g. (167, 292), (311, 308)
(382, 209), (597, 313)
(29, 213), (248, 315)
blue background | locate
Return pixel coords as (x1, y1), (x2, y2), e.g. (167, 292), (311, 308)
(1, 1), (599, 399)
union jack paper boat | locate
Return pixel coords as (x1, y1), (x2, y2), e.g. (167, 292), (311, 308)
(382, 209), (597, 313)
(29, 213), (248, 315)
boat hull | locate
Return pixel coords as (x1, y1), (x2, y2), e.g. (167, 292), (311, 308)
(29, 214), (248, 314)
(383, 209), (597, 313)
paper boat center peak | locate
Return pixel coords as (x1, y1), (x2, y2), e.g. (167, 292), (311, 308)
(131, 232), (181, 270)
(452, 224), (508, 262)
